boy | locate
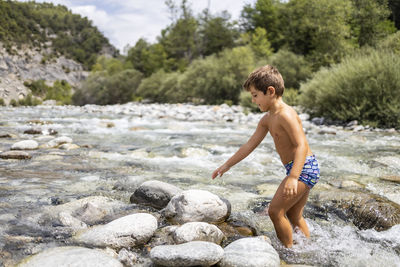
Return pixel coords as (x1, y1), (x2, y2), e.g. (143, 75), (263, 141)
(211, 65), (320, 248)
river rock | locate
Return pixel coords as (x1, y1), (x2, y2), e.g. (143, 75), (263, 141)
(219, 236), (279, 267)
(46, 136), (72, 148)
(130, 180), (182, 209)
(380, 175), (400, 184)
(0, 150), (31, 159)
(163, 189), (231, 224)
(17, 246), (123, 267)
(173, 222), (225, 244)
(74, 213), (158, 249)
(311, 189), (400, 231)
(150, 241), (224, 266)
(42, 196), (125, 226)
(24, 129), (42, 135)
(58, 143), (80, 150)
(11, 140), (39, 150)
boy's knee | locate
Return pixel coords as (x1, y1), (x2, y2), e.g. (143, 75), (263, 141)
(268, 206), (283, 220)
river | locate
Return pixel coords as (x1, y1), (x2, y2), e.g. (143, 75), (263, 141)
(0, 103), (399, 266)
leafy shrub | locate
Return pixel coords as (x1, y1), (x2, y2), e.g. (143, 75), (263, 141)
(24, 79), (72, 105)
(283, 88), (300, 106)
(377, 31), (400, 54)
(73, 69), (143, 105)
(300, 50), (400, 128)
(0, 98), (4, 106)
(18, 93), (42, 106)
(268, 49), (312, 90)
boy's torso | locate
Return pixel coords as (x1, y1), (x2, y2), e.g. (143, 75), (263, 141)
(262, 105), (311, 165)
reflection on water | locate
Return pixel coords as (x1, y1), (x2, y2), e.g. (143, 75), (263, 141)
(0, 104), (399, 265)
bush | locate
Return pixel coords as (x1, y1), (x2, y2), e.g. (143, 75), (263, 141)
(377, 31), (400, 54)
(17, 93), (42, 106)
(283, 88), (300, 106)
(300, 50), (400, 128)
(0, 98), (4, 106)
(24, 79), (72, 105)
(73, 69), (143, 105)
(268, 49), (313, 90)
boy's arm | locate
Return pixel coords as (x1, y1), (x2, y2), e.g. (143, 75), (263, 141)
(280, 112), (308, 196)
(212, 115), (269, 179)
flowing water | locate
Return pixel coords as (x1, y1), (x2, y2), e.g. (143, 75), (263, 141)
(0, 104), (399, 266)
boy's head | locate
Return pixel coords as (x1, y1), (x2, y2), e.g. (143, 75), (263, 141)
(243, 65), (285, 97)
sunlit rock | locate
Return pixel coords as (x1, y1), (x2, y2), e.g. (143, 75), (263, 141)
(11, 140), (39, 150)
(74, 213), (158, 249)
(17, 246), (122, 267)
(173, 222), (225, 244)
(42, 196), (125, 226)
(130, 180), (182, 209)
(163, 189), (231, 224)
(0, 150), (31, 159)
(46, 136), (72, 148)
(311, 189), (400, 231)
(380, 175), (400, 184)
(219, 236), (279, 267)
(150, 241), (224, 266)
(58, 143), (80, 150)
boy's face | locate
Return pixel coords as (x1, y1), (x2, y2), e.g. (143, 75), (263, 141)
(250, 86), (271, 112)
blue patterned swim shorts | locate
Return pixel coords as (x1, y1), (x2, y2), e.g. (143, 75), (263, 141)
(284, 155), (320, 188)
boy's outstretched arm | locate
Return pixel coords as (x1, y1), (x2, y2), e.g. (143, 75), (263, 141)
(212, 116), (269, 179)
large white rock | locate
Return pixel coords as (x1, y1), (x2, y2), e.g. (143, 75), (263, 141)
(150, 241), (224, 266)
(219, 236), (280, 267)
(46, 136), (73, 148)
(163, 189), (230, 224)
(74, 213), (158, 249)
(173, 222), (225, 244)
(17, 246), (123, 267)
(43, 196), (125, 226)
(11, 140), (39, 150)
(130, 180), (182, 209)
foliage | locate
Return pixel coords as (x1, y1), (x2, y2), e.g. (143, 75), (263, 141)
(377, 30), (400, 54)
(180, 46), (256, 104)
(350, 0), (396, 47)
(283, 88), (299, 106)
(73, 69), (143, 105)
(268, 49), (312, 89)
(17, 93), (42, 106)
(0, 98), (4, 106)
(240, 27), (273, 58)
(24, 79), (72, 105)
(300, 50), (400, 128)
(0, 1), (115, 69)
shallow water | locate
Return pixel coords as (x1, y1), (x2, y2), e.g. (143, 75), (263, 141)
(0, 104), (399, 266)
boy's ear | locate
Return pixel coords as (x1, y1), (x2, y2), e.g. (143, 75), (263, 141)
(267, 86), (276, 96)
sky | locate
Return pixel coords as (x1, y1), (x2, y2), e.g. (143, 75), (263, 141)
(20, 0), (253, 53)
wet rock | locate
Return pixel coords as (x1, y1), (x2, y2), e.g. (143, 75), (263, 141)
(24, 129), (42, 135)
(380, 175), (400, 184)
(311, 117), (324, 125)
(150, 241), (224, 266)
(219, 236), (279, 267)
(118, 248), (138, 266)
(312, 189), (400, 231)
(43, 196), (125, 226)
(74, 213), (158, 249)
(27, 120), (53, 125)
(46, 136), (72, 148)
(318, 127), (336, 135)
(58, 212), (87, 232)
(0, 133), (12, 138)
(0, 150), (31, 159)
(58, 143), (80, 150)
(11, 140), (39, 150)
(44, 128), (58, 135)
(339, 180), (364, 189)
(163, 189), (231, 224)
(130, 180), (182, 209)
(173, 222), (225, 244)
(17, 246), (123, 267)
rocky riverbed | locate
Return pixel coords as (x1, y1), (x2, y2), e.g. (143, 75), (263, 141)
(0, 103), (399, 266)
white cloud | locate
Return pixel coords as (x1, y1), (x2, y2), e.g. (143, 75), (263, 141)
(18, 0), (254, 52)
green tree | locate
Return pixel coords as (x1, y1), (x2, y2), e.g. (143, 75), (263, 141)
(280, 0), (355, 69)
(350, 0), (396, 47)
(240, 27), (273, 58)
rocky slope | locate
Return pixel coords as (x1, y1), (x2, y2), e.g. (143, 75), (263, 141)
(0, 42), (89, 104)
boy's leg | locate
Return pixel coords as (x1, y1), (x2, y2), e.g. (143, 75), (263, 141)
(268, 177), (310, 248)
(286, 188), (310, 237)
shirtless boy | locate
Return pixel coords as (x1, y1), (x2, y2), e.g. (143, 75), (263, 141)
(211, 65), (320, 248)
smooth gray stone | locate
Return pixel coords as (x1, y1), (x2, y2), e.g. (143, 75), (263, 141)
(130, 180), (182, 209)
(11, 140), (39, 150)
(219, 236), (280, 267)
(74, 213), (158, 249)
(0, 150), (31, 159)
(17, 246), (123, 267)
(150, 241), (224, 266)
(173, 222), (225, 244)
(163, 189), (230, 224)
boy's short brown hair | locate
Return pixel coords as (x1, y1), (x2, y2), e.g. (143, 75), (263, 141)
(243, 65), (285, 96)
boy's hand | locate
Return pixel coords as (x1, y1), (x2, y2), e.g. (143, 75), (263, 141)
(212, 164), (230, 179)
(283, 176), (298, 198)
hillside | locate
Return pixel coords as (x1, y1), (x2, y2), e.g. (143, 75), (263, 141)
(0, 1), (117, 105)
